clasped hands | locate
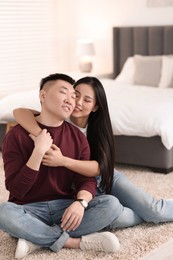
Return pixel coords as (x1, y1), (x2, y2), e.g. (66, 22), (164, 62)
(29, 129), (65, 167)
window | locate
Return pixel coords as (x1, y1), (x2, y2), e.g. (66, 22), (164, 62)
(0, 0), (57, 97)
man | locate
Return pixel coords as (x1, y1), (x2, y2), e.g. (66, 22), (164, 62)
(0, 73), (120, 259)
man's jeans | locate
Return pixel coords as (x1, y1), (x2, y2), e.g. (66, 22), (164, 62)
(0, 194), (140, 252)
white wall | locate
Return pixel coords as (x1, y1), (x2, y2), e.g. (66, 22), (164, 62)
(56, 0), (173, 73)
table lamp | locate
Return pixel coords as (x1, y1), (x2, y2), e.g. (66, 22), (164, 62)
(77, 39), (95, 73)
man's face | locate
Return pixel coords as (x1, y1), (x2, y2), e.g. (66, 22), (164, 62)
(40, 80), (76, 121)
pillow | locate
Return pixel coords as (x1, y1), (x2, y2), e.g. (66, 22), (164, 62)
(133, 55), (162, 86)
(158, 55), (173, 88)
(115, 57), (135, 84)
(0, 89), (40, 121)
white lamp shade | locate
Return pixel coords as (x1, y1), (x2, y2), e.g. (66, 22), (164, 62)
(76, 39), (95, 73)
(77, 40), (95, 57)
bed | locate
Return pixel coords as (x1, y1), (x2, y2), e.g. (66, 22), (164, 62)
(0, 25), (173, 173)
(103, 25), (173, 173)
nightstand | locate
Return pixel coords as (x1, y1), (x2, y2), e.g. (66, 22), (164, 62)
(5, 121), (17, 133)
(0, 122), (6, 150)
(0, 121), (17, 150)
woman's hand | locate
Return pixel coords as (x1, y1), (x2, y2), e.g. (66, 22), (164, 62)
(42, 144), (65, 167)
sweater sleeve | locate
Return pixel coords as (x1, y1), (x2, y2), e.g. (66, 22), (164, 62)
(75, 175), (96, 198)
(2, 128), (39, 199)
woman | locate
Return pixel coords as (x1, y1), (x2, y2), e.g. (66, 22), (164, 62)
(13, 76), (173, 227)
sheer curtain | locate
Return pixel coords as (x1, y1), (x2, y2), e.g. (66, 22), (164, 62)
(0, 0), (58, 97)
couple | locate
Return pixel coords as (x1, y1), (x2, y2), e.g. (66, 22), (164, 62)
(1, 73), (173, 259)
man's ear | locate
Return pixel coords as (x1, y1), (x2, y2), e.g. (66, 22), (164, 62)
(92, 105), (99, 112)
(39, 90), (46, 103)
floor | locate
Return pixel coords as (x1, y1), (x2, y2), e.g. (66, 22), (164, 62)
(140, 238), (173, 260)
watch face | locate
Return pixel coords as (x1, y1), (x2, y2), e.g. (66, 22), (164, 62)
(77, 199), (88, 208)
(82, 200), (88, 208)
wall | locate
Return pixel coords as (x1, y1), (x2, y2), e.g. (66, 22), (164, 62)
(56, 0), (173, 73)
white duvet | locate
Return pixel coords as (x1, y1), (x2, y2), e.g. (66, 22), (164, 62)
(1, 80), (173, 150)
(101, 79), (173, 150)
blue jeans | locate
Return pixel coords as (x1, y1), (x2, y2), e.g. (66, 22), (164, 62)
(97, 169), (173, 227)
(0, 195), (128, 252)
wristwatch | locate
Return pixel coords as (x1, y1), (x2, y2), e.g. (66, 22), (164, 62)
(76, 199), (88, 209)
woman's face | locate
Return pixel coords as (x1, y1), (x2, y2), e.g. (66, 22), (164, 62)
(71, 83), (97, 120)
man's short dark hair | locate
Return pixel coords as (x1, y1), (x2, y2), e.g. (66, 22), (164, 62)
(40, 73), (75, 90)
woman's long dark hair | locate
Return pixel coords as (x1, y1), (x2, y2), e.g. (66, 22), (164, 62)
(73, 77), (115, 193)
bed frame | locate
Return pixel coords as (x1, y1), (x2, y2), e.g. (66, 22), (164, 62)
(113, 25), (173, 173)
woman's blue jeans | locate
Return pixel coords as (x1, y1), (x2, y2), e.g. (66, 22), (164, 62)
(97, 169), (173, 228)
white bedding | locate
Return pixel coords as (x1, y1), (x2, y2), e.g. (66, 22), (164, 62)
(0, 89), (41, 121)
(1, 81), (173, 150)
(101, 79), (173, 150)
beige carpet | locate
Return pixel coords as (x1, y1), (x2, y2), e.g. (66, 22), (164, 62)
(1, 156), (173, 260)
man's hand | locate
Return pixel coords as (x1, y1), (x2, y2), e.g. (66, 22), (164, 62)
(61, 201), (85, 231)
(29, 129), (53, 155)
(42, 144), (65, 167)
(26, 129), (53, 171)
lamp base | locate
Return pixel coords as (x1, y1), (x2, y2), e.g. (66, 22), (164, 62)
(79, 61), (92, 73)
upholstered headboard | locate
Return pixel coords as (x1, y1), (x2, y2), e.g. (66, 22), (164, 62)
(113, 26), (173, 78)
